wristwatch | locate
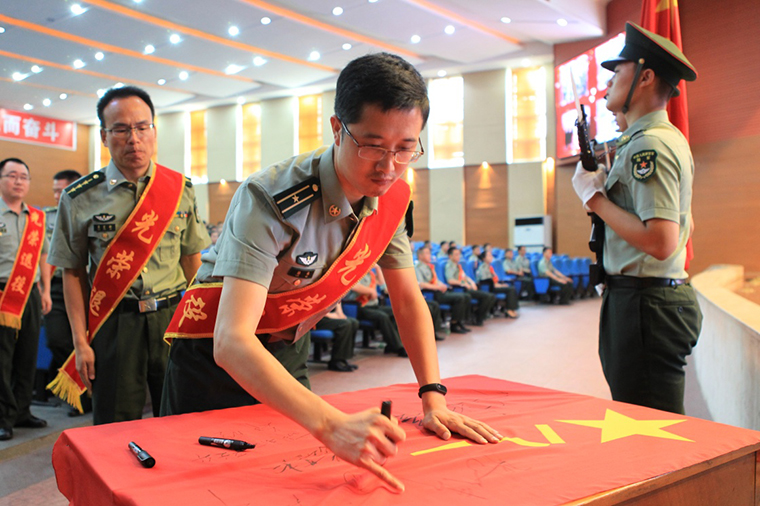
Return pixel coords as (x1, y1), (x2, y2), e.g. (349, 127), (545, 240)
(418, 383), (447, 398)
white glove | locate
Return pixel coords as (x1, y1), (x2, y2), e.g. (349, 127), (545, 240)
(572, 161), (607, 211)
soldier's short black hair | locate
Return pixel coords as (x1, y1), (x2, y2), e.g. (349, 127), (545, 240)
(334, 53), (429, 127)
(54, 169), (82, 182)
(0, 158), (29, 174)
(447, 247), (459, 257)
(97, 85), (155, 127)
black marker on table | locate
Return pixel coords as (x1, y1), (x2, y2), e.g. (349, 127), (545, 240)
(381, 400), (392, 418)
(199, 436), (256, 452)
(128, 441), (155, 468)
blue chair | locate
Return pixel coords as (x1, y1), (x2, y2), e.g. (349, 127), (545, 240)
(342, 300), (377, 348)
(491, 260), (520, 294)
(530, 259), (560, 302)
(463, 260), (478, 282)
(492, 248), (505, 261)
(310, 329), (334, 362)
(435, 258), (449, 285)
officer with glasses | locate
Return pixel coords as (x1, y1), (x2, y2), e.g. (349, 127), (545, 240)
(161, 53), (502, 492)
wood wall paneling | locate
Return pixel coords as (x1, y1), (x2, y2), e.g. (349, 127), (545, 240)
(207, 180), (241, 226)
(409, 168), (430, 242)
(464, 163), (509, 247)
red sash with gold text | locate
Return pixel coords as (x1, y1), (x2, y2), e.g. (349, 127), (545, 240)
(0, 207), (45, 329)
(48, 164), (185, 411)
(164, 180), (411, 342)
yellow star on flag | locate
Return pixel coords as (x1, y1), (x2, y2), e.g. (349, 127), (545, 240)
(557, 409), (693, 443)
(656, 0), (678, 12)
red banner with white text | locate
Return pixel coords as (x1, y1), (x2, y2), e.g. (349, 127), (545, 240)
(0, 108), (77, 151)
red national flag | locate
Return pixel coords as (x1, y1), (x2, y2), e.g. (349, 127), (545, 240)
(640, 0), (694, 270)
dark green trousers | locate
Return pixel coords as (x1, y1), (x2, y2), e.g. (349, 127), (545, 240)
(599, 283), (702, 414)
(315, 317), (358, 362)
(90, 301), (176, 425)
(433, 290), (470, 324)
(44, 277), (72, 375)
(160, 333), (312, 416)
(0, 290), (41, 429)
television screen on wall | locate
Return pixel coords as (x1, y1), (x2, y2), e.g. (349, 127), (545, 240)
(555, 33), (625, 159)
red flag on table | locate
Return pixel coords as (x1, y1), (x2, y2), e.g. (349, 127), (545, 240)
(640, 0), (694, 270)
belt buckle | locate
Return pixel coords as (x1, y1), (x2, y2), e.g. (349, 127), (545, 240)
(138, 298), (158, 313)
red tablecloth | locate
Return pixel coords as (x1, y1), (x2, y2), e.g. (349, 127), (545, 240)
(53, 375), (760, 505)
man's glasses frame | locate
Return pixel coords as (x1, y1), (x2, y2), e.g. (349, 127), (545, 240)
(339, 119), (423, 164)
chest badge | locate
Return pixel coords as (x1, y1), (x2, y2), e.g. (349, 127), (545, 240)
(631, 150), (657, 182)
(328, 205), (341, 217)
(296, 252), (318, 266)
(93, 213), (115, 223)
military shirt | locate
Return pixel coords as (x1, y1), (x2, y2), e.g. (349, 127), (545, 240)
(475, 262), (494, 282)
(604, 110), (693, 278)
(48, 161), (209, 300)
(502, 257), (520, 274)
(197, 145), (413, 342)
(345, 272), (379, 307)
(43, 206), (62, 279)
(0, 199), (49, 283)
(537, 258), (557, 277)
(445, 260), (468, 284)
(515, 254), (531, 272)
(414, 261), (436, 284)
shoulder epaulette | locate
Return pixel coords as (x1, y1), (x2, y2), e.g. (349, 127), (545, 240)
(273, 177), (321, 219)
(42, 206), (57, 213)
(184, 176), (193, 188)
(66, 170), (106, 199)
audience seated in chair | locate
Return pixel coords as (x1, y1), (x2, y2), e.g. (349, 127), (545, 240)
(445, 248), (496, 326)
(314, 301), (359, 372)
(476, 250), (519, 318)
(414, 245), (471, 335)
(538, 247), (574, 305)
(503, 247), (536, 301)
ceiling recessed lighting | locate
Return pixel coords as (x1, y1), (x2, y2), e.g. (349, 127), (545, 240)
(23, 103), (33, 111)
(253, 56), (267, 66)
(521, 58), (531, 66)
(169, 33), (181, 44)
(557, 18), (568, 26)
(133, 0), (143, 3)
(225, 64), (244, 75)
(368, 0), (378, 3)
(437, 70), (447, 77)
(157, 78), (166, 85)
(114, 82), (124, 88)
(0, 27), (5, 34)
(59, 93), (68, 100)
(144, 44), (155, 54)
(70, 4), (86, 16)
(12, 72), (27, 81)
(179, 70), (189, 80)
(261, 17), (271, 25)
(236, 97), (245, 105)
(94, 51), (104, 60)
(73, 59), (85, 69)
(97, 89), (106, 98)
(332, 7), (343, 16)
(31, 65), (43, 73)
(500, 16), (512, 24)
(228, 26), (239, 36)
(342, 43), (352, 50)
(43, 98), (52, 107)
(308, 51), (320, 61)
(410, 34), (421, 44)
(444, 25), (455, 35)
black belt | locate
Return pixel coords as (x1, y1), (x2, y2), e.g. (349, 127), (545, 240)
(119, 293), (181, 313)
(607, 276), (687, 289)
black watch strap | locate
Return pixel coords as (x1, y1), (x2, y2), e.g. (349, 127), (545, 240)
(418, 383), (447, 398)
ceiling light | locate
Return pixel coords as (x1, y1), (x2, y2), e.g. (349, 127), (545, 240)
(169, 33), (181, 44)
(59, 93), (68, 100)
(228, 26), (239, 36)
(225, 64), (244, 75)
(500, 17), (512, 24)
(253, 56), (267, 66)
(157, 78), (166, 85)
(43, 98), (52, 107)
(557, 18), (568, 26)
(70, 4), (86, 15)
(308, 51), (320, 61)
(144, 44), (155, 54)
(444, 25), (455, 35)
(179, 70), (189, 80)
(261, 17), (271, 25)
(332, 7), (343, 16)
(114, 82), (124, 88)
(12, 72), (27, 81)
(97, 89), (106, 98)
(342, 43), (352, 50)
(521, 58), (531, 66)
(95, 51), (104, 60)
(437, 70), (447, 77)
(368, 0), (378, 3)
(0, 27), (5, 34)
(23, 103), (33, 111)
(133, 0), (143, 3)
(31, 65), (43, 73)
(73, 59), (85, 69)
(410, 34), (421, 44)
(236, 97), (245, 105)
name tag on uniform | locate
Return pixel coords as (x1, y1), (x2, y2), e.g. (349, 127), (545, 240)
(288, 267), (315, 279)
(94, 224), (116, 232)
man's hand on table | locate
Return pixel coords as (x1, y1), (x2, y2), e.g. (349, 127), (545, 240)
(422, 393), (502, 444)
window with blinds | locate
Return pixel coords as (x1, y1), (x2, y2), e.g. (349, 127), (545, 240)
(509, 66), (546, 163)
(298, 94), (322, 154)
(427, 76), (464, 169)
(241, 103), (262, 179)
(190, 110), (207, 180)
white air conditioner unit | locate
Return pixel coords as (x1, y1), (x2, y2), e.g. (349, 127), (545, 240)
(513, 216), (551, 254)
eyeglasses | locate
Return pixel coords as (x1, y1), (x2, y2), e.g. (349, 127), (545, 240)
(1, 173), (31, 182)
(339, 120), (423, 164)
(103, 123), (155, 138)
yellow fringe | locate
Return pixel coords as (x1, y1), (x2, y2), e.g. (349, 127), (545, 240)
(0, 312), (22, 330)
(47, 371), (85, 414)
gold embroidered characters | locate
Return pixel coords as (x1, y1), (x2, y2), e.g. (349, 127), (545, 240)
(90, 290), (106, 317)
(178, 295), (208, 328)
(131, 210), (159, 244)
(19, 253), (33, 270)
(279, 294), (327, 317)
(338, 244), (371, 285)
(27, 230), (40, 247)
(10, 276), (26, 293)
(106, 250), (135, 279)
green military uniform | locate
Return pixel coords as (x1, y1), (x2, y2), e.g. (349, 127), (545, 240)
(314, 304), (358, 369)
(503, 254), (536, 300)
(538, 257), (573, 304)
(0, 201), (47, 431)
(475, 261), (519, 311)
(597, 23), (702, 414)
(42, 206), (71, 377)
(414, 260), (470, 329)
(344, 271), (405, 352)
(161, 145), (413, 415)
(444, 259), (495, 325)
(48, 161), (209, 424)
